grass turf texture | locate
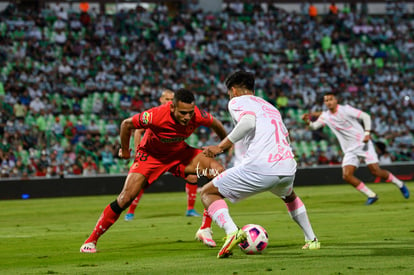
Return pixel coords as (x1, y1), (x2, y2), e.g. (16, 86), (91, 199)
(0, 182), (413, 275)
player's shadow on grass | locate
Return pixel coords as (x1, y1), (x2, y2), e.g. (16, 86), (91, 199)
(118, 239), (212, 251)
(140, 213), (182, 218)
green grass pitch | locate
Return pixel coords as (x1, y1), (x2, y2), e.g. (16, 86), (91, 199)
(0, 182), (413, 275)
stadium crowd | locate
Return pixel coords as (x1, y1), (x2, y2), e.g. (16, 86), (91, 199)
(0, 1), (413, 179)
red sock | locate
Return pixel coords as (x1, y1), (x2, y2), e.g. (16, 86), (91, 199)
(84, 204), (121, 244)
(186, 183), (198, 210)
(200, 208), (212, 229)
(127, 189), (145, 214)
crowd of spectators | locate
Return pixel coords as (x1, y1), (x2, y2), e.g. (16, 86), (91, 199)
(0, 1), (413, 179)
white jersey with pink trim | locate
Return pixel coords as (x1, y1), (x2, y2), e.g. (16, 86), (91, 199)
(316, 104), (365, 153)
(233, 141), (247, 167)
(228, 95), (296, 175)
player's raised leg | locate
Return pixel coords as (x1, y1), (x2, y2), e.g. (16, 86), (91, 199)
(367, 163), (410, 199)
(282, 192), (320, 250)
(270, 176), (320, 250)
(80, 173), (147, 253)
(200, 181), (246, 258)
(343, 165), (378, 205)
(186, 153), (227, 249)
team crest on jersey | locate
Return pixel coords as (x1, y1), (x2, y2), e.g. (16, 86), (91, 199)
(141, 112), (152, 124)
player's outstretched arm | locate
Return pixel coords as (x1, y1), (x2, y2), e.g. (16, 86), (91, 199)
(119, 117), (135, 159)
(301, 113), (311, 125)
(210, 117), (228, 140)
(133, 129), (145, 149)
(203, 114), (255, 157)
(203, 138), (233, 158)
(311, 111), (322, 118)
(301, 112), (322, 124)
(301, 112), (324, 130)
(359, 111), (372, 143)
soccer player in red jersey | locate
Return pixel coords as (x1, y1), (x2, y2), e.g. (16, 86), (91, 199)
(124, 89), (202, 221)
(80, 88), (227, 253)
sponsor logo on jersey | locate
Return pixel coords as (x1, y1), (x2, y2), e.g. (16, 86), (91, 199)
(160, 137), (187, 143)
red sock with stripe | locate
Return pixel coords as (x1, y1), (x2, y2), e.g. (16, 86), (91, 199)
(84, 201), (122, 245)
(200, 209), (212, 229)
(186, 183), (198, 210)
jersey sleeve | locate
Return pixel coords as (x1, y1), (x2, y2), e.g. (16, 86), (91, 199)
(315, 112), (326, 126)
(131, 109), (155, 129)
(194, 106), (214, 127)
(344, 104), (362, 118)
(228, 97), (255, 122)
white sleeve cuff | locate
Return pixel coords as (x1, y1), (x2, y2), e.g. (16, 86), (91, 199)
(359, 112), (372, 132)
(309, 120), (324, 130)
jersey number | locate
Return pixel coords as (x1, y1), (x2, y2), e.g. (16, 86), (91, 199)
(137, 151), (148, 161)
(271, 119), (289, 146)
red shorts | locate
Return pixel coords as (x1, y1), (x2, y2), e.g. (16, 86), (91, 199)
(129, 146), (202, 184)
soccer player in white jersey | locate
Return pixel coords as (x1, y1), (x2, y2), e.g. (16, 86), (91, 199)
(197, 70), (320, 258)
(232, 141), (247, 166)
(302, 92), (409, 205)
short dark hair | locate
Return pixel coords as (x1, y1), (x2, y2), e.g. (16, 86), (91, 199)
(225, 70), (255, 91)
(174, 88), (195, 104)
(324, 91), (337, 97)
(323, 91), (342, 102)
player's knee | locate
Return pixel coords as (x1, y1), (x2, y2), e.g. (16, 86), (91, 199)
(210, 162), (224, 175)
(117, 192), (136, 209)
(199, 182), (217, 203)
(342, 172), (352, 181)
(199, 185), (209, 204)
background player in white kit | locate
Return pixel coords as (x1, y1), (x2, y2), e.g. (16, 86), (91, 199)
(302, 92), (409, 205)
(199, 71), (320, 258)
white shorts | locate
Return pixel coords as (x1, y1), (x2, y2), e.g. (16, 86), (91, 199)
(342, 140), (379, 168)
(212, 165), (295, 203)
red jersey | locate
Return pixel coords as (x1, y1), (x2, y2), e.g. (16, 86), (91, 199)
(132, 102), (213, 157)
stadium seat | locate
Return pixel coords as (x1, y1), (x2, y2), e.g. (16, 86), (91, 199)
(319, 140), (328, 151)
(18, 150), (30, 165)
(98, 119), (106, 134)
(300, 141), (311, 156)
(186, 133), (199, 148)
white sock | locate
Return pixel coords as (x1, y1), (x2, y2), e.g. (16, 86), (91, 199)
(356, 182), (376, 197)
(286, 197), (317, 241)
(208, 199), (238, 235)
(388, 173), (403, 188)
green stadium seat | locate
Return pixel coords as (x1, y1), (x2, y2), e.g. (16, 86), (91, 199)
(186, 133), (199, 148)
(98, 119), (106, 134)
(0, 82), (5, 97)
(67, 114), (77, 124)
(319, 140), (328, 151)
(18, 150), (30, 165)
(60, 137), (69, 149)
(58, 114), (67, 126)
